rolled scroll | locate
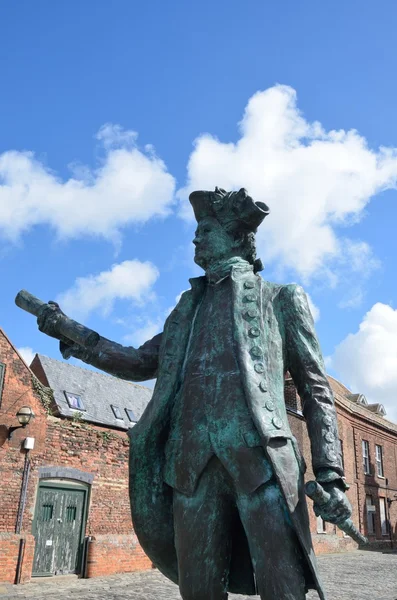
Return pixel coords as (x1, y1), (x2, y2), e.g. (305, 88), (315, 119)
(15, 290), (100, 349)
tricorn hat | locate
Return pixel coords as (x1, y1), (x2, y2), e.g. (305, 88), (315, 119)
(189, 187), (270, 233)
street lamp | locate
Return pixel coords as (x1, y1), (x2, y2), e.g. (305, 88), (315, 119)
(7, 407), (35, 440)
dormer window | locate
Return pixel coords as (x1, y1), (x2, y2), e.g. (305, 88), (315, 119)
(111, 405), (123, 420)
(64, 391), (85, 411)
(125, 408), (137, 423)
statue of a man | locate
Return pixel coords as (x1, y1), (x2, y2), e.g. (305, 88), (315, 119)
(37, 188), (351, 600)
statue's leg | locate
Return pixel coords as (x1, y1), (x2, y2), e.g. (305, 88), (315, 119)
(173, 457), (235, 600)
(236, 479), (307, 600)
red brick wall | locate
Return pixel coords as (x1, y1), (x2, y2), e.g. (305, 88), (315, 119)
(287, 410), (357, 554)
(286, 384), (397, 552)
(0, 330), (48, 584)
(21, 418), (153, 580)
(0, 330), (151, 583)
(0, 534), (35, 584)
(86, 534), (152, 577)
(347, 416), (397, 546)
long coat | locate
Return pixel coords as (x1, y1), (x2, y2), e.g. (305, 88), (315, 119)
(128, 266), (343, 599)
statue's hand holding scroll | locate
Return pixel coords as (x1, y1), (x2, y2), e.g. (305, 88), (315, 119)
(37, 301), (89, 360)
(312, 482), (352, 525)
(15, 290), (99, 351)
(37, 301), (67, 340)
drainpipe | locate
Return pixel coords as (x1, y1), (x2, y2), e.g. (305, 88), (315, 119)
(15, 446), (32, 585)
(14, 539), (26, 585)
(15, 450), (31, 534)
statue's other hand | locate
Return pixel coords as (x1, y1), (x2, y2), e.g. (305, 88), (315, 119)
(37, 301), (66, 340)
(313, 483), (352, 525)
(59, 340), (77, 359)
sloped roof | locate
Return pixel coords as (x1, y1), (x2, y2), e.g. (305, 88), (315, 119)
(328, 375), (397, 434)
(367, 403), (387, 416)
(31, 354), (152, 430)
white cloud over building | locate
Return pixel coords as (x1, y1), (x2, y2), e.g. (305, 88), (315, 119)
(332, 302), (397, 422)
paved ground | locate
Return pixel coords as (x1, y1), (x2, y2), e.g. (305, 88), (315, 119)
(0, 551), (396, 600)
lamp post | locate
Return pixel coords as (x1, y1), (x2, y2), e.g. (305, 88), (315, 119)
(7, 406), (35, 440)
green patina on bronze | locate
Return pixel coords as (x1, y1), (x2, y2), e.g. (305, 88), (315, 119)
(19, 187), (353, 600)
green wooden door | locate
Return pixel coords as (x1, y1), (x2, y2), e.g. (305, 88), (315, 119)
(33, 485), (87, 576)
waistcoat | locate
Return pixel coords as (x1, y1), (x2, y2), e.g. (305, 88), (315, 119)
(163, 266), (273, 496)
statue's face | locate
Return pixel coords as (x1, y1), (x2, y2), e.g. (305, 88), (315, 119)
(193, 217), (236, 270)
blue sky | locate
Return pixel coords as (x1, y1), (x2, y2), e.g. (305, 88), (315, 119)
(1, 1), (397, 420)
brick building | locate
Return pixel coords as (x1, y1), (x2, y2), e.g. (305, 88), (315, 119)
(1, 325), (397, 585)
(286, 375), (397, 553)
(0, 328), (152, 584)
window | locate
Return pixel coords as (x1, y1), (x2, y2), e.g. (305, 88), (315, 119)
(111, 405), (123, 420)
(362, 440), (370, 474)
(0, 362), (5, 404)
(316, 516), (327, 533)
(66, 506), (77, 522)
(64, 391), (85, 411)
(366, 495), (376, 535)
(375, 445), (384, 478)
(339, 439), (344, 471)
(379, 497), (388, 536)
(125, 408), (137, 423)
(42, 504), (53, 521)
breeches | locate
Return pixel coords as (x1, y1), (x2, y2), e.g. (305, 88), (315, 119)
(173, 456), (307, 600)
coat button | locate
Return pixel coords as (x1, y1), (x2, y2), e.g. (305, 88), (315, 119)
(265, 401), (275, 411)
(244, 294), (256, 302)
(322, 416), (332, 427)
(250, 346), (262, 358)
(244, 281), (255, 289)
(272, 416), (283, 429)
(254, 363), (265, 373)
(259, 381), (267, 392)
(324, 432), (335, 443)
(246, 309), (258, 319)
(249, 327), (260, 337)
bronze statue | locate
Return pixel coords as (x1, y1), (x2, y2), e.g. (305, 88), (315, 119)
(18, 187), (353, 600)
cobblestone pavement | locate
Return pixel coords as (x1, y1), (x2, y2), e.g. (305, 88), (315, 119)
(0, 551), (396, 600)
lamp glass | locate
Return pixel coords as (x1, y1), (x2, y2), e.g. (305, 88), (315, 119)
(16, 406), (33, 426)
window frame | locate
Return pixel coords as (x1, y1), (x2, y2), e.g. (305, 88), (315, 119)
(362, 440), (371, 474)
(64, 391), (86, 411)
(365, 495), (376, 535)
(339, 438), (344, 471)
(375, 444), (384, 478)
(110, 404), (123, 420)
(316, 515), (327, 534)
(125, 408), (137, 423)
(0, 362), (5, 405)
(379, 497), (388, 536)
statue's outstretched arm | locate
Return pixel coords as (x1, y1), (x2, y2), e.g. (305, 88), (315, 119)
(59, 333), (162, 382)
(15, 290), (162, 382)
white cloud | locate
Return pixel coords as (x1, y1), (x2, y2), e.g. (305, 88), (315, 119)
(332, 303), (397, 423)
(57, 260), (159, 319)
(123, 318), (163, 347)
(306, 293), (320, 322)
(17, 346), (35, 365)
(0, 125), (175, 243)
(178, 85), (397, 282)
